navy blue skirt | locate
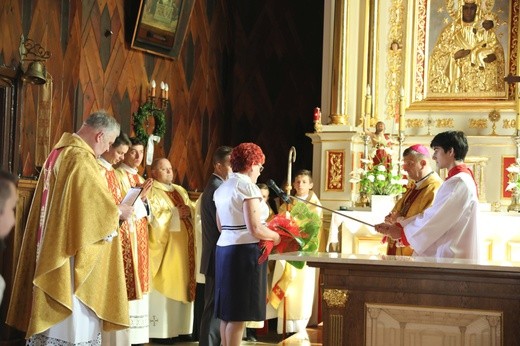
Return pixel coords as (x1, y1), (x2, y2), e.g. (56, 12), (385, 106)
(214, 243), (267, 322)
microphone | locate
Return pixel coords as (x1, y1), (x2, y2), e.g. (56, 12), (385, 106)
(267, 179), (375, 228)
(266, 179), (291, 204)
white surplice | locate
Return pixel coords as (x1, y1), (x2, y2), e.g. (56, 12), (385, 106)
(149, 289), (193, 338)
(400, 172), (479, 259)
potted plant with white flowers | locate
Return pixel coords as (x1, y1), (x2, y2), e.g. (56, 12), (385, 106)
(350, 149), (407, 215)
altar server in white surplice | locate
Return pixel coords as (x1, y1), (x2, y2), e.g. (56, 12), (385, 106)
(375, 131), (479, 260)
(147, 158), (196, 339)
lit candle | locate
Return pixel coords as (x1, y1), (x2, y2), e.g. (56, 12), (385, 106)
(399, 88), (405, 133)
(160, 81), (165, 98)
(165, 83), (169, 99)
(151, 80), (156, 97)
(516, 87), (520, 131)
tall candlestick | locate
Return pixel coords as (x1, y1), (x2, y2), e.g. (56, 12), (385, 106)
(365, 84), (372, 117)
(151, 80), (156, 97)
(165, 83), (169, 99)
(399, 88), (405, 133)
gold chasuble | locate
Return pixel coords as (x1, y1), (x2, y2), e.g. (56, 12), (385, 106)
(148, 181), (196, 302)
(7, 133), (129, 337)
(387, 173), (442, 256)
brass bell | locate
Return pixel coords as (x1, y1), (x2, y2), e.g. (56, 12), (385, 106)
(22, 61), (47, 85)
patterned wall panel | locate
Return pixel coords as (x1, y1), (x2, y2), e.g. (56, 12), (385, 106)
(0, 0), (324, 192)
(1, 0), (233, 191)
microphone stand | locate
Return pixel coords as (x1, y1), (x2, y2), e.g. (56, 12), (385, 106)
(289, 195), (375, 228)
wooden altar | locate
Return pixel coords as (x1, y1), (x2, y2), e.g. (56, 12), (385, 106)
(270, 252), (520, 346)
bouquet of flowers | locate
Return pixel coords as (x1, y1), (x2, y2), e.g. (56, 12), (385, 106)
(505, 159), (520, 193)
(258, 202), (321, 269)
(350, 156), (407, 196)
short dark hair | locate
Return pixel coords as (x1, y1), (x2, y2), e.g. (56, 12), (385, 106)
(213, 146), (233, 165)
(0, 170), (17, 213)
(430, 131), (468, 161)
(294, 169), (313, 183)
(112, 133), (131, 148)
(129, 137), (146, 147)
(151, 157), (169, 171)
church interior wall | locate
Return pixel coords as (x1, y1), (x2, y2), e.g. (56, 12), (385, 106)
(0, 0), (325, 192)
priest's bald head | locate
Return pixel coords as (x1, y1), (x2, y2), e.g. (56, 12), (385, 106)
(151, 158), (174, 184)
(76, 110), (120, 157)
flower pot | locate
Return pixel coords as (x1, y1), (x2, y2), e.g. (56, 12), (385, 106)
(370, 194), (395, 216)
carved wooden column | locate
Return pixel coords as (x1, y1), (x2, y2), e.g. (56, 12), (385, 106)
(322, 288), (349, 345)
(329, 0), (348, 125)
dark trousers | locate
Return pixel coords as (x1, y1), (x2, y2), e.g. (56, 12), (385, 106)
(192, 283), (205, 341)
(199, 275), (221, 346)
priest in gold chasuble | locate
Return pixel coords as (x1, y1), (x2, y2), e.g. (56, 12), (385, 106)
(385, 145), (442, 256)
(7, 112), (128, 345)
(147, 158), (196, 338)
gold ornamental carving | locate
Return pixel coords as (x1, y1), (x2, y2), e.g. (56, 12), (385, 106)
(329, 114), (347, 125)
(488, 110), (501, 135)
(406, 119), (424, 129)
(323, 288), (349, 308)
(436, 118), (455, 128)
(414, 0), (427, 101)
(427, 0), (506, 96)
(410, 0), (519, 108)
(326, 150), (345, 191)
(469, 118), (489, 129)
(503, 119), (517, 129)
(385, 0), (406, 120)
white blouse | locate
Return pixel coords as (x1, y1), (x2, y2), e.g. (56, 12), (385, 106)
(214, 173), (269, 246)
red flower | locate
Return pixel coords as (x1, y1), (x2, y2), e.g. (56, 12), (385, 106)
(258, 214), (303, 264)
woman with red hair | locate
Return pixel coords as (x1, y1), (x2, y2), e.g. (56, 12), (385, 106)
(213, 143), (281, 346)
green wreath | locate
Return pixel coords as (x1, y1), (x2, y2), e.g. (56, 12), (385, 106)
(132, 101), (166, 144)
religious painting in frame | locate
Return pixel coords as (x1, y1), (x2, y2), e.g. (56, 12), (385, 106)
(325, 150), (345, 192)
(409, 0), (519, 109)
(502, 155), (516, 198)
(131, 0), (195, 59)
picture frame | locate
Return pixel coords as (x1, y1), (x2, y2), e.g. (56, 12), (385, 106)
(502, 156), (516, 199)
(408, 0), (519, 110)
(131, 0), (195, 59)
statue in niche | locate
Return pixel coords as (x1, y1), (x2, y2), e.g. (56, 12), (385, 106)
(427, 0), (505, 95)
